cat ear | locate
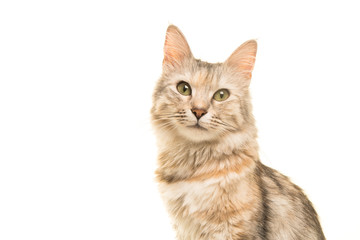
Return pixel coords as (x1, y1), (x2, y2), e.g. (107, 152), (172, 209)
(163, 25), (193, 69)
(225, 40), (257, 80)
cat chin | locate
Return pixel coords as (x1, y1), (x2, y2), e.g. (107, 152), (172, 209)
(176, 126), (219, 143)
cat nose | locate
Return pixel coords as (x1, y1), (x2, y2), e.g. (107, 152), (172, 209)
(191, 108), (207, 120)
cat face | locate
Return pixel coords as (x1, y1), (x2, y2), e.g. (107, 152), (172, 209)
(152, 25), (257, 143)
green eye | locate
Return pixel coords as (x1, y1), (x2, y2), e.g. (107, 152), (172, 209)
(213, 89), (230, 101)
(177, 82), (192, 96)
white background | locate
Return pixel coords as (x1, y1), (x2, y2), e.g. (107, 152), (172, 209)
(1, 1), (359, 239)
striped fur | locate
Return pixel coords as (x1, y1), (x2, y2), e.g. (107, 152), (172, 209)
(151, 25), (325, 240)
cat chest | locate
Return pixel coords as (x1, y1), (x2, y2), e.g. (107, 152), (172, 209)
(159, 173), (253, 218)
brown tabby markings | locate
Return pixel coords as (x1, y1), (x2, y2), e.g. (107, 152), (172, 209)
(151, 25), (325, 240)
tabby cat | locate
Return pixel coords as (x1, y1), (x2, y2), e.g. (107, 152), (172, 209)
(151, 25), (325, 240)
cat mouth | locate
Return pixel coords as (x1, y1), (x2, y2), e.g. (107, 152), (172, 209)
(188, 123), (207, 130)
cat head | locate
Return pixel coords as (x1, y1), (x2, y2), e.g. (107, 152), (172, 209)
(151, 25), (257, 143)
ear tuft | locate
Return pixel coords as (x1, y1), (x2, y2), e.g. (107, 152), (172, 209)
(225, 40), (257, 80)
(163, 25), (192, 69)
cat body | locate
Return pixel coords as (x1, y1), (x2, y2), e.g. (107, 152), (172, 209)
(151, 25), (325, 240)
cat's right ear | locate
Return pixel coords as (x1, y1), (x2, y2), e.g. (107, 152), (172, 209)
(163, 25), (193, 70)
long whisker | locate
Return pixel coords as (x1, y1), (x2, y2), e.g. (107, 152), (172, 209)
(152, 110), (188, 131)
(154, 120), (178, 131)
(210, 117), (238, 132)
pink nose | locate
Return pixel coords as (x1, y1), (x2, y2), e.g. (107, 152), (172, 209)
(191, 108), (207, 120)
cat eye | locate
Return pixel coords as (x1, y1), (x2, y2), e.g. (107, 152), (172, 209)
(177, 81), (192, 96)
(213, 89), (230, 101)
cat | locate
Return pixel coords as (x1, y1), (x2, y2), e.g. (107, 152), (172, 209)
(151, 25), (325, 240)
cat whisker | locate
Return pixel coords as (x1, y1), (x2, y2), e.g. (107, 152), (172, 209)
(153, 114), (186, 121)
(154, 121), (178, 131)
(210, 118), (238, 132)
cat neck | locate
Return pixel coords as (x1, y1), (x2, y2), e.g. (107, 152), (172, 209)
(156, 130), (259, 183)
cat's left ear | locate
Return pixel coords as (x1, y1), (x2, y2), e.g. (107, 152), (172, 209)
(225, 40), (257, 81)
(163, 25), (193, 70)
